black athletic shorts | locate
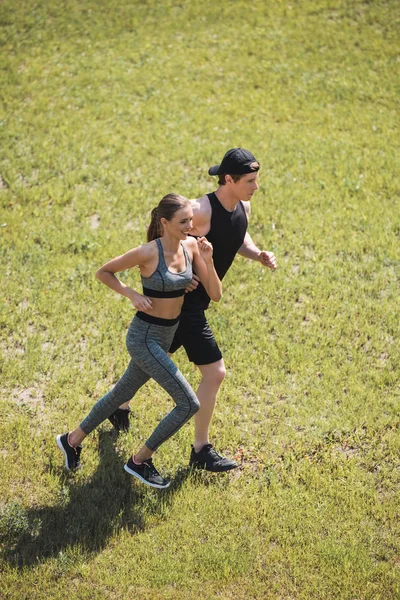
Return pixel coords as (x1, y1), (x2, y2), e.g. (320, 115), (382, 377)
(169, 307), (223, 365)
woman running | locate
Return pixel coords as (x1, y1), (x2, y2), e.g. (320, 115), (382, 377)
(56, 193), (222, 488)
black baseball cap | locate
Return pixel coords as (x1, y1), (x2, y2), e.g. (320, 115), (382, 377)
(208, 148), (260, 176)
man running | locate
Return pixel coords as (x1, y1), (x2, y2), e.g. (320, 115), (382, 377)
(170, 148), (277, 471)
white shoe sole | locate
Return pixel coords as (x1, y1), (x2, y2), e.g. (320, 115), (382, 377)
(124, 464), (170, 489)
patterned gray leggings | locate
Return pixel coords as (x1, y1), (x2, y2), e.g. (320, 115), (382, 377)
(80, 313), (200, 451)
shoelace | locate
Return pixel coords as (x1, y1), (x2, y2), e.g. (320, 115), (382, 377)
(75, 446), (82, 461)
(143, 459), (159, 476)
(207, 447), (223, 461)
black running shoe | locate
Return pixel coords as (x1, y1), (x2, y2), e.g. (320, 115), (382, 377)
(124, 456), (170, 489)
(56, 433), (82, 471)
(189, 444), (238, 472)
(108, 408), (131, 432)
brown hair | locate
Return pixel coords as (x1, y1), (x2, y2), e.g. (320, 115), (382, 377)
(218, 173), (244, 186)
(218, 161), (260, 186)
(147, 193), (190, 242)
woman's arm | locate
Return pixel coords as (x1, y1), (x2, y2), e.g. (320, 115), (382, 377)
(190, 237), (222, 302)
(96, 245), (154, 311)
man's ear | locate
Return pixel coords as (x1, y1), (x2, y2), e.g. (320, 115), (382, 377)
(225, 175), (233, 184)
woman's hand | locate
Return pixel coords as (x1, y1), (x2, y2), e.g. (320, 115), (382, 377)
(197, 237), (214, 264)
(127, 289), (153, 311)
(189, 236), (222, 302)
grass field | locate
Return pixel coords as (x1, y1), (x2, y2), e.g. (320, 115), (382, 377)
(1, 0), (399, 598)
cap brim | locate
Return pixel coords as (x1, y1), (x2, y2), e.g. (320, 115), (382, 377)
(208, 164), (220, 176)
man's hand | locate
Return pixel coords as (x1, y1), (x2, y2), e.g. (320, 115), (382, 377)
(258, 251), (277, 270)
(185, 274), (200, 293)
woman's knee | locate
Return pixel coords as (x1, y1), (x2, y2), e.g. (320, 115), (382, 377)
(178, 393), (199, 418)
(190, 395), (200, 416)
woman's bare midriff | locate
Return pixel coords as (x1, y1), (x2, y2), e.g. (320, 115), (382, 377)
(140, 296), (184, 320)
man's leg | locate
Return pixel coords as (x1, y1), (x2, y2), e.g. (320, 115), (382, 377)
(193, 359), (226, 453)
(190, 358), (237, 472)
(165, 308), (237, 472)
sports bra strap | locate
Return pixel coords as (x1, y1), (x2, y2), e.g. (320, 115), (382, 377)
(155, 238), (166, 268)
(181, 241), (190, 265)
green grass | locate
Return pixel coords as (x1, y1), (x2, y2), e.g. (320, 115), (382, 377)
(1, 0), (399, 598)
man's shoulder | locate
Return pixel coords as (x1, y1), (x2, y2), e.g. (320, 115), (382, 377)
(241, 200), (251, 217)
(190, 194), (212, 234)
(191, 193), (211, 213)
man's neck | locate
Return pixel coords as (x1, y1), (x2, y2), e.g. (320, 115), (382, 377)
(214, 186), (239, 212)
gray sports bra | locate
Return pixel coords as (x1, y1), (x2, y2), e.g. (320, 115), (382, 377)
(141, 238), (193, 298)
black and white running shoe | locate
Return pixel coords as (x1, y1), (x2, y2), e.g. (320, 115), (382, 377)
(56, 433), (82, 471)
(124, 456), (170, 489)
(108, 408), (131, 432)
(189, 444), (238, 472)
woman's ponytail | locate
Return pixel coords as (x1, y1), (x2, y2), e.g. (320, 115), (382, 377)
(147, 207), (162, 242)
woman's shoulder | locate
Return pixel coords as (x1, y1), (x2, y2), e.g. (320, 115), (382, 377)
(182, 236), (199, 262)
(182, 236), (198, 252)
(134, 239), (158, 262)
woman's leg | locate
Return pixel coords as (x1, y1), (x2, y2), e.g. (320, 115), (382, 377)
(68, 358), (150, 447)
(124, 334), (200, 489)
(135, 335), (200, 452)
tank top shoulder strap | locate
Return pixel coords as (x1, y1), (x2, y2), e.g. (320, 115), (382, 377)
(238, 199), (247, 219)
(207, 192), (217, 207)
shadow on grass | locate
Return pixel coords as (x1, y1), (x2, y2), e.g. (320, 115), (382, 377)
(3, 430), (192, 567)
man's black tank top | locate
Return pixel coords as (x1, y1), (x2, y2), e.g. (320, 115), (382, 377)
(183, 192), (248, 310)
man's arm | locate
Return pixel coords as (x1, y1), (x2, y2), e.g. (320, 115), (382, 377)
(237, 202), (277, 269)
(184, 196), (212, 292)
(189, 195), (212, 236)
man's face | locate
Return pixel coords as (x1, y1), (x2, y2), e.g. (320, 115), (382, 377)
(230, 172), (259, 201)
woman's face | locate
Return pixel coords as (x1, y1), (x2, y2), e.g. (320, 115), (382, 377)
(162, 205), (193, 240)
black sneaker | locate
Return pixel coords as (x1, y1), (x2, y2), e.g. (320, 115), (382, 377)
(56, 433), (82, 471)
(124, 456), (170, 489)
(189, 444), (238, 472)
(108, 408), (131, 432)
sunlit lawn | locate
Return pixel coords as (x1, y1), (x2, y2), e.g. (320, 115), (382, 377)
(1, 0), (399, 598)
